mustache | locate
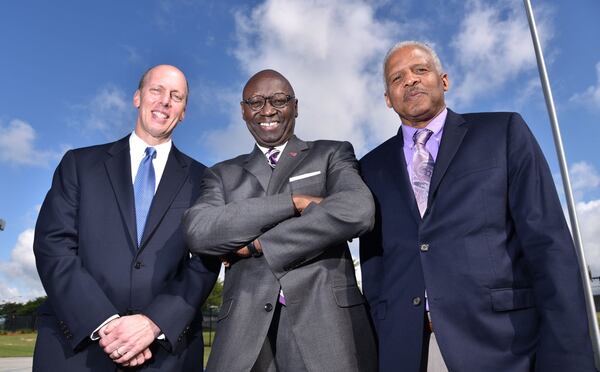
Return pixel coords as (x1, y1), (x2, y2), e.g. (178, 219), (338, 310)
(404, 88), (427, 100)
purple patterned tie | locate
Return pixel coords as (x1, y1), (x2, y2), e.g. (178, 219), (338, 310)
(411, 129), (434, 217)
(266, 147), (280, 168)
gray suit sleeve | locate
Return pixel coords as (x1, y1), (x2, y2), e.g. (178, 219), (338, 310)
(261, 141), (375, 279)
(183, 167), (296, 255)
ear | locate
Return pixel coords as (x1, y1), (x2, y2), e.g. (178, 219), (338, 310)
(384, 91), (393, 108)
(179, 109), (186, 122)
(294, 98), (298, 118)
(441, 73), (450, 92)
(133, 90), (141, 108)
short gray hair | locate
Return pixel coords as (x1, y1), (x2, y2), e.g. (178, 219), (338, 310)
(382, 41), (443, 84)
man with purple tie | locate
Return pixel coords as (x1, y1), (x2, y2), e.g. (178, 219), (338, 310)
(184, 69), (377, 371)
(360, 41), (596, 371)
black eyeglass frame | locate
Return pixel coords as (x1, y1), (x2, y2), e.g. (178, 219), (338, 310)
(241, 93), (296, 111)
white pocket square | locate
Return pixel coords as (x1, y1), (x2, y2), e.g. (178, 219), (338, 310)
(289, 171), (321, 182)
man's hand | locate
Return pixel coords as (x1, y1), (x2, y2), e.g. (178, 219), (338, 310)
(221, 239), (264, 268)
(292, 194), (323, 214)
(99, 314), (160, 365)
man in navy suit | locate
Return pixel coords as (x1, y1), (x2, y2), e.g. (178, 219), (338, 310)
(360, 41), (596, 371)
(33, 64), (218, 371)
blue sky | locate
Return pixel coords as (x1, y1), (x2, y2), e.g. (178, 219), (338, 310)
(1, 0), (600, 301)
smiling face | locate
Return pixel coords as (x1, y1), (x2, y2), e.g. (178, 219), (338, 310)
(241, 70), (298, 147)
(384, 45), (449, 128)
(133, 65), (188, 145)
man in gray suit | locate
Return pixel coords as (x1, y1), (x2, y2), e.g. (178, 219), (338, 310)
(183, 69), (377, 372)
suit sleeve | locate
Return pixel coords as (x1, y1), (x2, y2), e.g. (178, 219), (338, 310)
(183, 167), (297, 255)
(506, 113), (595, 370)
(143, 253), (219, 352)
(34, 150), (119, 350)
(260, 141), (375, 279)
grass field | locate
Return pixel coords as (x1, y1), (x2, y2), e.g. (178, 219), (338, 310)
(0, 332), (36, 357)
(0, 331), (215, 366)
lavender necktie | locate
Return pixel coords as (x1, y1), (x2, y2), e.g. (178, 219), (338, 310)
(411, 129), (434, 217)
(266, 147), (280, 168)
(134, 147), (156, 246)
(266, 146), (286, 304)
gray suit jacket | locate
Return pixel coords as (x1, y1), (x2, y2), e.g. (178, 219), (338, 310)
(184, 136), (377, 372)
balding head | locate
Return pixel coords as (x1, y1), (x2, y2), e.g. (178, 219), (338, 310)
(242, 69), (295, 99)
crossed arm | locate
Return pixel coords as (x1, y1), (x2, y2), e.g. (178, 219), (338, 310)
(183, 141), (375, 274)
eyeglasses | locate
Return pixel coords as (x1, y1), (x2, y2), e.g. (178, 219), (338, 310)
(242, 93), (295, 111)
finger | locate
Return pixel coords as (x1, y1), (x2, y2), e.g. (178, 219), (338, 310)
(115, 348), (132, 364)
(109, 347), (123, 360)
(135, 351), (146, 365)
(142, 348), (153, 361)
(126, 353), (141, 367)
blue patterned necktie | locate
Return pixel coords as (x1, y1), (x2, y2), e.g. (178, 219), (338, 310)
(134, 147), (157, 246)
(412, 129), (434, 217)
(266, 147), (280, 168)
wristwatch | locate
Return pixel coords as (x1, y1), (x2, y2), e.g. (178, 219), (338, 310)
(247, 240), (263, 257)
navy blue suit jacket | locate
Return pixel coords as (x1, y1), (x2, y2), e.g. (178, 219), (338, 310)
(360, 110), (595, 371)
(33, 135), (219, 371)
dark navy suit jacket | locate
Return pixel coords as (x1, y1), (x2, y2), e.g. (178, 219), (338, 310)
(360, 110), (595, 371)
(33, 135), (219, 371)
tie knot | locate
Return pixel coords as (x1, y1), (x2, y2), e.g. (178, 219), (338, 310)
(413, 129), (433, 146)
(266, 148), (280, 168)
(145, 147), (157, 159)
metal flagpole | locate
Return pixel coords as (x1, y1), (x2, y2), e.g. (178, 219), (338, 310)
(523, 0), (600, 367)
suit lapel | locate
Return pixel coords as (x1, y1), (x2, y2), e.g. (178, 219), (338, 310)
(267, 136), (309, 195)
(428, 109), (468, 206)
(243, 146), (272, 193)
(387, 132), (421, 222)
(139, 145), (189, 251)
(105, 136), (137, 250)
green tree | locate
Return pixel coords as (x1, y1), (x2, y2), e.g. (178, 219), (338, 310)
(0, 297), (46, 317)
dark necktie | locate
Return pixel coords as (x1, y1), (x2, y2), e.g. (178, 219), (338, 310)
(134, 147), (156, 246)
(266, 147), (280, 168)
(411, 129), (434, 217)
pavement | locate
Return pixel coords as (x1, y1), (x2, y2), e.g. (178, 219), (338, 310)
(0, 357), (32, 372)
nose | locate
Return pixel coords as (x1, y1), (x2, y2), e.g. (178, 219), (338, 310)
(404, 72), (419, 87)
(260, 101), (276, 116)
(159, 92), (171, 106)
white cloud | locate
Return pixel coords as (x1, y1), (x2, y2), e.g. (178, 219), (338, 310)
(557, 161), (600, 290)
(0, 228), (46, 302)
(571, 161), (600, 199)
(203, 0), (401, 160)
(577, 199), (600, 278)
(71, 85), (135, 139)
(569, 62), (600, 110)
(0, 119), (61, 167)
(449, 0), (552, 107)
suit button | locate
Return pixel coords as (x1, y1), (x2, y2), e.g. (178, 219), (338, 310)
(264, 303), (273, 312)
(134, 261), (142, 269)
(420, 244), (429, 252)
(412, 297), (422, 306)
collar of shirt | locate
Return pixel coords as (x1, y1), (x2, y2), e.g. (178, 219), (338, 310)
(256, 142), (288, 164)
(129, 131), (172, 192)
(401, 107), (447, 162)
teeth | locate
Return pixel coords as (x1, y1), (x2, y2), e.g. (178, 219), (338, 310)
(259, 122), (279, 127)
(152, 111), (168, 119)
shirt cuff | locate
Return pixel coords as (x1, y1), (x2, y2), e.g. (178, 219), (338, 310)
(90, 314), (120, 340)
